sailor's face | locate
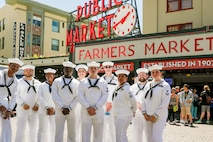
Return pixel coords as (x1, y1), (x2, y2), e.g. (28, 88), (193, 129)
(117, 74), (128, 85)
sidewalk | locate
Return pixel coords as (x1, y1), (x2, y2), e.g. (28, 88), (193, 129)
(10, 117), (213, 142)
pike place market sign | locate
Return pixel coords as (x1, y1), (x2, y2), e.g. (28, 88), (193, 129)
(74, 32), (213, 64)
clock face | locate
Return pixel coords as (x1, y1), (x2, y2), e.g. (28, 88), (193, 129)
(112, 4), (137, 36)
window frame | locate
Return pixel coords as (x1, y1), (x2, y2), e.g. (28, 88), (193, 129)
(32, 35), (41, 46)
(2, 37), (5, 49)
(167, 23), (193, 32)
(52, 20), (60, 33)
(167, 0), (193, 12)
(51, 39), (59, 51)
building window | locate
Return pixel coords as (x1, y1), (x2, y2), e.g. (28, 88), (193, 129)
(51, 39), (59, 51)
(33, 15), (41, 26)
(0, 21), (1, 32)
(62, 22), (64, 28)
(2, 18), (5, 30)
(0, 39), (1, 50)
(167, 23), (192, 32)
(2, 37), (4, 49)
(167, 0), (192, 12)
(32, 35), (40, 46)
(52, 20), (60, 32)
(62, 41), (64, 47)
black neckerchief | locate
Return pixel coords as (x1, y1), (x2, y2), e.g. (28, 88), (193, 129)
(103, 75), (116, 85)
(0, 71), (15, 101)
(24, 78), (36, 93)
(88, 78), (100, 89)
(45, 81), (52, 93)
(135, 82), (147, 96)
(145, 81), (163, 99)
(62, 77), (73, 94)
(112, 82), (128, 101)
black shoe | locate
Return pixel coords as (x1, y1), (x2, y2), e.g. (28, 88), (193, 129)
(190, 123), (193, 127)
(184, 122), (188, 126)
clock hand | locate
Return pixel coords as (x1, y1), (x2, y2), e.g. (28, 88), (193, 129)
(121, 11), (130, 24)
(113, 11), (131, 29)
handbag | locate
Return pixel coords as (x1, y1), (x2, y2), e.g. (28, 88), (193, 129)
(173, 105), (178, 112)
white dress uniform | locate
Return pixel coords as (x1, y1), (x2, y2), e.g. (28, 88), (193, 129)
(37, 81), (55, 142)
(0, 70), (18, 142)
(112, 81), (137, 142)
(142, 79), (171, 142)
(130, 82), (147, 142)
(75, 64), (88, 142)
(15, 77), (41, 142)
(52, 75), (79, 142)
(78, 76), (108, 142)
(102, 74), (118, 142)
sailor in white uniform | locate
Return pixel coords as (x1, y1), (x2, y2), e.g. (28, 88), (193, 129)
(0, 58), (24, 142)
(112, 69), (137, 142)
(101, 61), (118, 142)
(52, 61), (79, 142)
(130, 68), (149, 142)
(37, 68), (56, 142)
(78, 61), (108, 142)
(15, 64), (41, 142)
(75, 64), (88, 142)
(142, 65), (171, 142)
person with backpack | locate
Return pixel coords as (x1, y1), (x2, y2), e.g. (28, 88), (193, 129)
(196, 85), (213, 124)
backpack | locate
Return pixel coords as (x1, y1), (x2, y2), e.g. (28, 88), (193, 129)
(206, 95), (211, 104)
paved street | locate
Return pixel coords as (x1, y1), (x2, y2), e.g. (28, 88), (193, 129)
(10, 117), (213, 142)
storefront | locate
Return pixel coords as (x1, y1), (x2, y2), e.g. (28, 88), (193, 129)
(72, 28), (213, 94)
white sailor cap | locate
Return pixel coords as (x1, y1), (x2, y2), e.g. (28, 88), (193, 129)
(102, 61), (114, 67)
(136, 68), (149, 74)
(22, 64), (35, 70)
(148, 64), (163, 72)
(87, 61), (100, 67)
(115, 69), (130, 76)
(8, 58), (24, 66)
(44, 68), (56, 74)
(62, 61), (76, 68)
(75, 64), (88, 72)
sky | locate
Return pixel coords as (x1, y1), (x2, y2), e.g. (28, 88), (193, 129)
(0, 0), (142, 12)
(0, 0), (142, 28)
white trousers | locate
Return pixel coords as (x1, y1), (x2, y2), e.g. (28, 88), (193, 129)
(0, 112), (12, 142)
(38, 113), (55, 142)
(75, 103), (82, 142)
(132, 114), (146, 142)
(102, 113), (116, 142)
(55, 109), (76, 142)
(81, 110), (104, 142)
(114, 116), (132, 142)
(144, 118), (166, 142)
(15, 106), (39, 142)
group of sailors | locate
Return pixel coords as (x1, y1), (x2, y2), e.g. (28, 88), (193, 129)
(0, 58), (171, 142)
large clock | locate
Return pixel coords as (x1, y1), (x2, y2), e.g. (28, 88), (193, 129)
(112, 4), (137, 36)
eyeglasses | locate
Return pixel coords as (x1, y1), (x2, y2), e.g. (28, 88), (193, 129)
(104, 66), (112, 68)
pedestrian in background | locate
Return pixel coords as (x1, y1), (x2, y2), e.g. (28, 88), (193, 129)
(37, 68), (56, 142)
(15, 65), (41, 142)
(112, 69), (137, 142)
(196, 85), (213, 124)
(78, 61), (108, 142)
(168, 87), (179, 125)
(130, 68), (149, 142)
(142, 64), (171, 142)
(52, 61), (79, 142)
(179, 84), (194, 127)
(191, 88), (199, 120)
(0, 58), (24, 142)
